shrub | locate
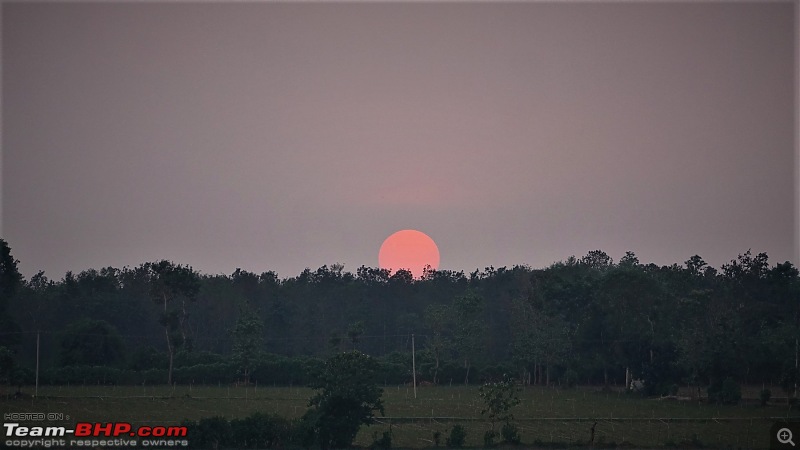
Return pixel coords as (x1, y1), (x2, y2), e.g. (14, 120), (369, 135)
(446, 425), (466, 448)
(371, 428), (392, 449)
(305, 351), (384, 450)
(183, 414), (298, 449)
(193, 416), (231, 449)
(707, 377), (741, 405)
(484, 430), (497, 447)
(501, 421), (521, 444)
(229, 413), (291, 449)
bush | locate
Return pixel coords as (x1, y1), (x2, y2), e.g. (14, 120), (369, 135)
(501, 421), (521, 444)
(127, 346), (167, 370)
(192, 416), (231, 449)
(371, 428), (392, 449)
(305, 351), (384, 450)
(707, 377), (741, 405)
(446, 425), (466, 448)
(229, 413), (291, 449)
(183, 414), (297, 449)
(483, 430), (497, 447)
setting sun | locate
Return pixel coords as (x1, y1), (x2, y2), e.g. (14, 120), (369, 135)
(378, 229), (440, 278)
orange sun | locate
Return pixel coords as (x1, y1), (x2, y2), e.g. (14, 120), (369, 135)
(379, 229), (440, 279)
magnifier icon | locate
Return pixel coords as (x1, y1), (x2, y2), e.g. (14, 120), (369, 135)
(778, 428), (795, 446)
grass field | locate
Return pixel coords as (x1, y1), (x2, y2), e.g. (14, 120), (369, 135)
(2, 384), (798, 448)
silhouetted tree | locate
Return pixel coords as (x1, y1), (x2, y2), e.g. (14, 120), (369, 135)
(138, 260), (200, 384)
(304, 351), (384, 449)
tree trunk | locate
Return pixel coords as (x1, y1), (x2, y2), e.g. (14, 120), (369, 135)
(433, 348), (440, 385)
(464, 360), (471, 385)
(166, 327), (174, 385)
(546, 362), (550, 386)
(164, 293), (174, 385)
(625, 367), (631, 391)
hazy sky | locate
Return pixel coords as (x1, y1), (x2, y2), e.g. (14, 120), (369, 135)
(2, 2), (797, 279)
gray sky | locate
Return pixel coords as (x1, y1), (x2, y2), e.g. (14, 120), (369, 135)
(2, 2), (797, 279)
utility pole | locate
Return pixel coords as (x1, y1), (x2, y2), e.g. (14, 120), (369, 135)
(35, 331), (40, 398)
(412, 333), (417, 399)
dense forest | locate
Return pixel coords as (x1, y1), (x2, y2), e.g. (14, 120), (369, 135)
(1, 238), (798, 397)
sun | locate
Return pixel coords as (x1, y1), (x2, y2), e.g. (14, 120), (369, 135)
(379, 229), (440, 279)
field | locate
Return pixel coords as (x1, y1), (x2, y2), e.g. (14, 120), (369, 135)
(2, 384), (798, 448)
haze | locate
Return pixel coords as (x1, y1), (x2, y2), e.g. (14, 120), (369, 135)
(2, 2), (796, 279)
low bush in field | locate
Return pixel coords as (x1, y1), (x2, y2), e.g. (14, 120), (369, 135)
(446, 424), (467, 448)
(707, 377), (741, 405)
(182, 413), (294, 449)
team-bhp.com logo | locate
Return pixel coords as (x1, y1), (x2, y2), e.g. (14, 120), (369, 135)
(4, 422), (189, 447)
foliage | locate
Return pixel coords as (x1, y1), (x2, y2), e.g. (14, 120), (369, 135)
(483, 429), (497, 447)
(511, 297), (571, 386)
(229, 413), (292, 449)
(501, 421), (521, 444)
(479, 374), (521, 428)
(305, 351), (384, 449)
(446, 424), (466, 448)
(186, 416), (230, 450)
(347, 321), (366, 349)
(0, 239), (22, 347)
(4, 236), (800, 391)
(230, 302), (264, 384)
(138, 260), (200, 384)
(371, 427), (393, 449)
(480, 374), (521, 446)
(0, 239), (23, 302)
(452, 292), (486, 385)
(423, 303), (452, 384)
(707, 377), (741, 405)
(59, 318), (125, 366)
(0, 346), (15, 384)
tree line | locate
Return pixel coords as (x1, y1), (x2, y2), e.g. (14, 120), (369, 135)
(1, 239), (798, 396)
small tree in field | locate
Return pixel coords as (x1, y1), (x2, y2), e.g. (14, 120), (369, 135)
(480, 374), (521, 445)
(303, 351), (384, 450)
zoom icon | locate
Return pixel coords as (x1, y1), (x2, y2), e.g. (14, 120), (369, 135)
(772, 422), (800, 449)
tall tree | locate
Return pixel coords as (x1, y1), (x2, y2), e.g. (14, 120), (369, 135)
(511, 297), (571, 386)
(231, 301), (264, 384)
(0, 239), (23, 301)
(139, 260), (200, 384)
(452, 292), (486, 385)
(0, 239), (23, 346)
(423, 303), (452, 384)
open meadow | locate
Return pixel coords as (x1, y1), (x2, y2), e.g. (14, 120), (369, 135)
(2, 384), (797, 448)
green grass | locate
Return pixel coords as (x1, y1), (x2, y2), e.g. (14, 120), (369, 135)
(2, 384), (797, 448)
